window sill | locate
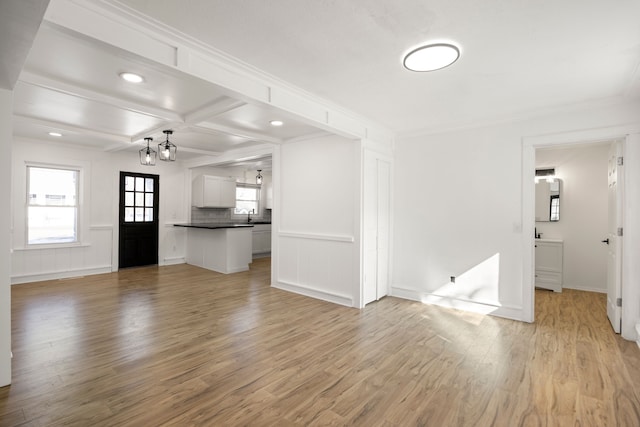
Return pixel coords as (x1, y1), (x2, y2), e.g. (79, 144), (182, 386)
(13, 242), (91, 252)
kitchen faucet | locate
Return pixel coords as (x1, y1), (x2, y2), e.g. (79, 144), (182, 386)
(247, 209), (254, 223)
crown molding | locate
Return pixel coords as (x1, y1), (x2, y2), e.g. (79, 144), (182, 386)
(397, 96), (640, 140)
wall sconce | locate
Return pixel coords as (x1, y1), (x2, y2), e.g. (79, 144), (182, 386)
(256, 169), (263, 185)
(158, 130), (177, 161)
(139, 137), (157, 166)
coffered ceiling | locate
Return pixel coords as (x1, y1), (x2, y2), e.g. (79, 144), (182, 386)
(6, 0), (640, 165)
(11, 12), (329, 165)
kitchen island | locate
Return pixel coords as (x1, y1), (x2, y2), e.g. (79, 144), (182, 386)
(174, 223), (253, 274)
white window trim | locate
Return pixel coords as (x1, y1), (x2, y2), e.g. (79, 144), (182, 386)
(23, 161), (87, 250)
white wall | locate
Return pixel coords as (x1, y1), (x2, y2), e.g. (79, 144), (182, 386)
(393, 124), (523, 317)
(393, 99), (640, 324)
(1, 89), (13, 386)
(10, 139), (190, 284)
(273, 134), (361, 306)
(535, 144), (610, 292)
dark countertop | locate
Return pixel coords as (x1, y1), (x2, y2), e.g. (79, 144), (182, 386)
(174, 223), (254, 229)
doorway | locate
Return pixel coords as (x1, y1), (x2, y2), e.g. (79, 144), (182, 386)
(119, 172), (160, 268)
(533, 142), (617, 328)
(523, 132), (628, 334)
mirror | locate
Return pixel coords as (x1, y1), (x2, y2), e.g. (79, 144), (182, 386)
(535, 178), (561, 222)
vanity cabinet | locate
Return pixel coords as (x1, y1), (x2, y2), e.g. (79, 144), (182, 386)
(192, 175), (236, 208)
(535, 239), (563, 292)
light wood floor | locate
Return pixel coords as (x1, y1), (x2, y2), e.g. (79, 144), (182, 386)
(1, 259), (639, 426)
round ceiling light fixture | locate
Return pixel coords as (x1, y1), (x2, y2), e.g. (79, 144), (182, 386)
(48, 132), (62, 137)
(270, 120), (284, 127)
(119, 72), (145, 83)
(403, 43), (460, 72)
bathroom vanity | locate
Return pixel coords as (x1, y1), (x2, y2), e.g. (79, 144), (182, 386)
(535, 239), (563, 292)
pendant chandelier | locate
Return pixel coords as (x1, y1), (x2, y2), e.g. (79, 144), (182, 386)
(139, 137), (157, 166)
(158, 130), (177, 161)
(256, 169), (263, 185)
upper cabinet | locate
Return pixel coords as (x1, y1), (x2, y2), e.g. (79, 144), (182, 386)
(192, 175), (236, 208)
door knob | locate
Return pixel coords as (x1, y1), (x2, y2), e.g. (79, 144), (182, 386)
(601, 238), (610, 245)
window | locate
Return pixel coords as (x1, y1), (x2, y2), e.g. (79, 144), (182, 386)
(234, 184), (260, 215)
(123, 175), (155, 222)
(27, 166), (79, 245)
(550, 195), (560, 221)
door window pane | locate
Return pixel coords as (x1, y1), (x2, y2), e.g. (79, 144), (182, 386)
(145, 178), (154, 192)
(124, 207), (134, 222)
(125, 176), (135, 191)
(145, 208), (153, 221)
(135, 177), (144, 191)
(125, 192), (134, 207)
(145, 193), (154, 207)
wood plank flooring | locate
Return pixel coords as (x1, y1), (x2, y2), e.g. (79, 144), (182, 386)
(1, 259), (639, 426)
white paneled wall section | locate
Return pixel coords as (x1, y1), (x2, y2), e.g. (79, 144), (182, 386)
(273, 135), (361, 307)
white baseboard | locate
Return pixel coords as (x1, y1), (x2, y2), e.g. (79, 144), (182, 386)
(11, 266), (113, 285)
(635, 323), (640, 349)
(391, 286), (524, 321)
(562, 284), (607, 294)
(161, 257), (185, 266)
(273, 280), (353, 307)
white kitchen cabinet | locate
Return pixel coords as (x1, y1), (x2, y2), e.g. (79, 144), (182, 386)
(252, 224), (271, 255)
(183, 226), (252, 273)
(535, 239), (563, 292)
(192, 175), (236, 208)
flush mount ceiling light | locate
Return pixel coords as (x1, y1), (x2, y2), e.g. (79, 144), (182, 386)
(48, 131), (62, 137)
(158, 130), (177, 161)
(256, 169), (263, 185)
(270, 120), (284, 127)
(403, 43), (460, 72)
(119, 72), (144, 83)
(140, 137), (157, 166)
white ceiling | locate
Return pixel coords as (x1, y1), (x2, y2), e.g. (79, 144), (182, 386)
(6, 0), (640, 165)
(117, 0), (640, 133)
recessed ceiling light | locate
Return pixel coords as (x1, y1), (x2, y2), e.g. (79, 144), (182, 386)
(119, 72), (145, 83)
(48, 132), (62, 137)
(270, 120), (284, 127)
(403, 43), (460, 72)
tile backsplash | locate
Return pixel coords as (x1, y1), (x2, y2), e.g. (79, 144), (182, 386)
(191, 207), (271, 223)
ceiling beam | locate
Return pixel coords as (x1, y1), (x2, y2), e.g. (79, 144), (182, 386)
(194, 122), (282, 145)
(184, 97), (246, 125)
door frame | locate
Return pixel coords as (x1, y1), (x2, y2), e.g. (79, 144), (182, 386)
(522, 124), (640, 340)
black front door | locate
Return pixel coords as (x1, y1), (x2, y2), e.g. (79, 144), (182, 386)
(119, 171), (159, 268)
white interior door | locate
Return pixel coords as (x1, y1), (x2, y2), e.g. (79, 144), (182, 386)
(606, 141), (622, 333)
(376, 159), (391, 299)
(362, 152), (391, 305)
(363, 152), (378, 305)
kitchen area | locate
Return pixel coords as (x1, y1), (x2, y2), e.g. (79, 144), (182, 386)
(175, 165), (272, 274)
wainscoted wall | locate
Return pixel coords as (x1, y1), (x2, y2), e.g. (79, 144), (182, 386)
(11, 226), (113, 284)
(10, 140), (190, 284)
(274, 135), (360, 307)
